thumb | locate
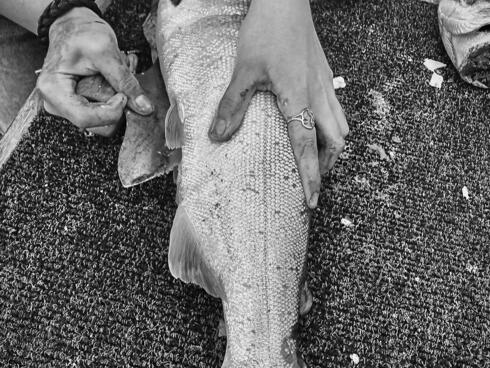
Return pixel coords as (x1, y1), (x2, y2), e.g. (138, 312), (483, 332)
(96, 54), (154, 115)
(209, 67), (257, 142)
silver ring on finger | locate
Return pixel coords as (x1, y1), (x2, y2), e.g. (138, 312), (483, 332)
(286, 107), (315, 130)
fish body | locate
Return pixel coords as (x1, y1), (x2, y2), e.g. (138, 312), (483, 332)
(438, 0), (490, 87)
(156, 0), (311, 366)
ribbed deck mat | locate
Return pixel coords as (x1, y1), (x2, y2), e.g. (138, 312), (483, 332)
(1, 0), (489, 366)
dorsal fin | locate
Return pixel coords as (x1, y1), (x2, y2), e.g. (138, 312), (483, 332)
(169, 206), (226, 300)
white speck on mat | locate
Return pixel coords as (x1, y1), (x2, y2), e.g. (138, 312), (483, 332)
(333, 76), (346, 89)
(350, 353), (360, 365)
(462, 186), (469, 200)
(369, 89), (391, 120)
(466, 263), (478, 274)
(341, 218), (354, 227)
(367, 143), (390, 161)
(354, 175), (371, 188)
(389, 151), (396, 160)
(423, 58), (447, 72)
(391, 136), (402, 144)
(339, 151), (350, 160)
(429, 72), (443, 89)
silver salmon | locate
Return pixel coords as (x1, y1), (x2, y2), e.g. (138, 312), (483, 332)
(157, 0), (311, 366)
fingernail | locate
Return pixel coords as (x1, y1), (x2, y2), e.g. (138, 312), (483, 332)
(106, 94), (125, 106)
(309, 192), (319, 208)
(135, 94), (153, 113)
(213, 119), (227, 137)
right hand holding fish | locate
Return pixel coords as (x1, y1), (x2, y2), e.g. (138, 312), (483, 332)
(37, 7), (154, 134)
(208, 0), (349, 209)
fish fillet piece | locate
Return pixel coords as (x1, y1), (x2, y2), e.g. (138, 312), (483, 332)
(157, 0), (311, 366)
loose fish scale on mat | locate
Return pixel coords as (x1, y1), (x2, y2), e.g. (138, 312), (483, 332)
(158, 0), (310, 367)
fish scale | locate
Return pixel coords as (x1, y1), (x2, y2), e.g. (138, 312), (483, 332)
(157, 0), (310, 366)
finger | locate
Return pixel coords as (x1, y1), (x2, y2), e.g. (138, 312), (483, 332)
(76, 74), (116, 103)
(323, 74), (349, 137)
(287, 118), (321, 209)
(120, 51), (138, 74)
(209, 66), (258, 142)
(313, 78), (348, 174)
(86, 123), (121, 137)
(75, 52), (139, 103)
(38, 72), (126, 129)
(276, 91), (321, 208)
(127, 53), (138, 74)
(313, 96), (347, 175)
(325, 95), (348, 170)
(95, 53), (153, 115)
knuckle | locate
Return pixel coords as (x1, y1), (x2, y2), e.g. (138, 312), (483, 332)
(337, 114), (349, 137)
(88, 33), (115, 54)
(302, 136), (317, 149)
(43, 101), (55, 115)
(307, 177), (320, 191)
(240, 59), (266, 78)
(71, 115), (90, 129)
(341, 122), (350, 137)
(119, 73), (140, 96)
(328, 138), (346, 154)
(36, 74), (54, 96)
(297, 135), (317, 158)
(219, 93), (239, 114)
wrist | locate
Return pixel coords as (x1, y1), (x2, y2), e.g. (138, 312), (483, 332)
(38, 0), (103, 43)
(52, 7), (102, 27)
(248, 0), (312, 20)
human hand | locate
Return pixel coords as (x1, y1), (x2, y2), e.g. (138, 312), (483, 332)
(37, 7), (154, 136)
(208, 0), (349, 209)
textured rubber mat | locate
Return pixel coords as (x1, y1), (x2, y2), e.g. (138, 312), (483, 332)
(1, 0), (489, 367)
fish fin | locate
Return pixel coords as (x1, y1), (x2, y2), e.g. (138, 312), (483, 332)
(172, 166), (179, 185)
(169, 206), (226, 300)
(172, 167), (183, 205)
(298, 357), (308, 368)
(142, 0), (158, 62)
(299, 281), (313, 316)
(218, 318), (226, 337)
(221, 346), (232, 368)
(165, 103), (185, 149)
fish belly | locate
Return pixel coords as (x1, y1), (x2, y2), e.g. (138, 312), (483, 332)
(157, 0), (310, 366)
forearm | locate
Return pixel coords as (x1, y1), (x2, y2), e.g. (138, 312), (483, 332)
(247, 0), (314, 31)
(250, 0), (311, 13)
(0, 0), (112, 34)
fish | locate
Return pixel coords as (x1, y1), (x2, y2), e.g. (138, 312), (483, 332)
(438, 0), (490, 88)
(155, 0), (313, 366)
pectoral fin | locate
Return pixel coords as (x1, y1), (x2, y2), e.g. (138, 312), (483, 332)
(118, 61), (181, 187)
(165, 103), (185, 149)
(76, 60), (181, 187)
(169, 206), (226, 300)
